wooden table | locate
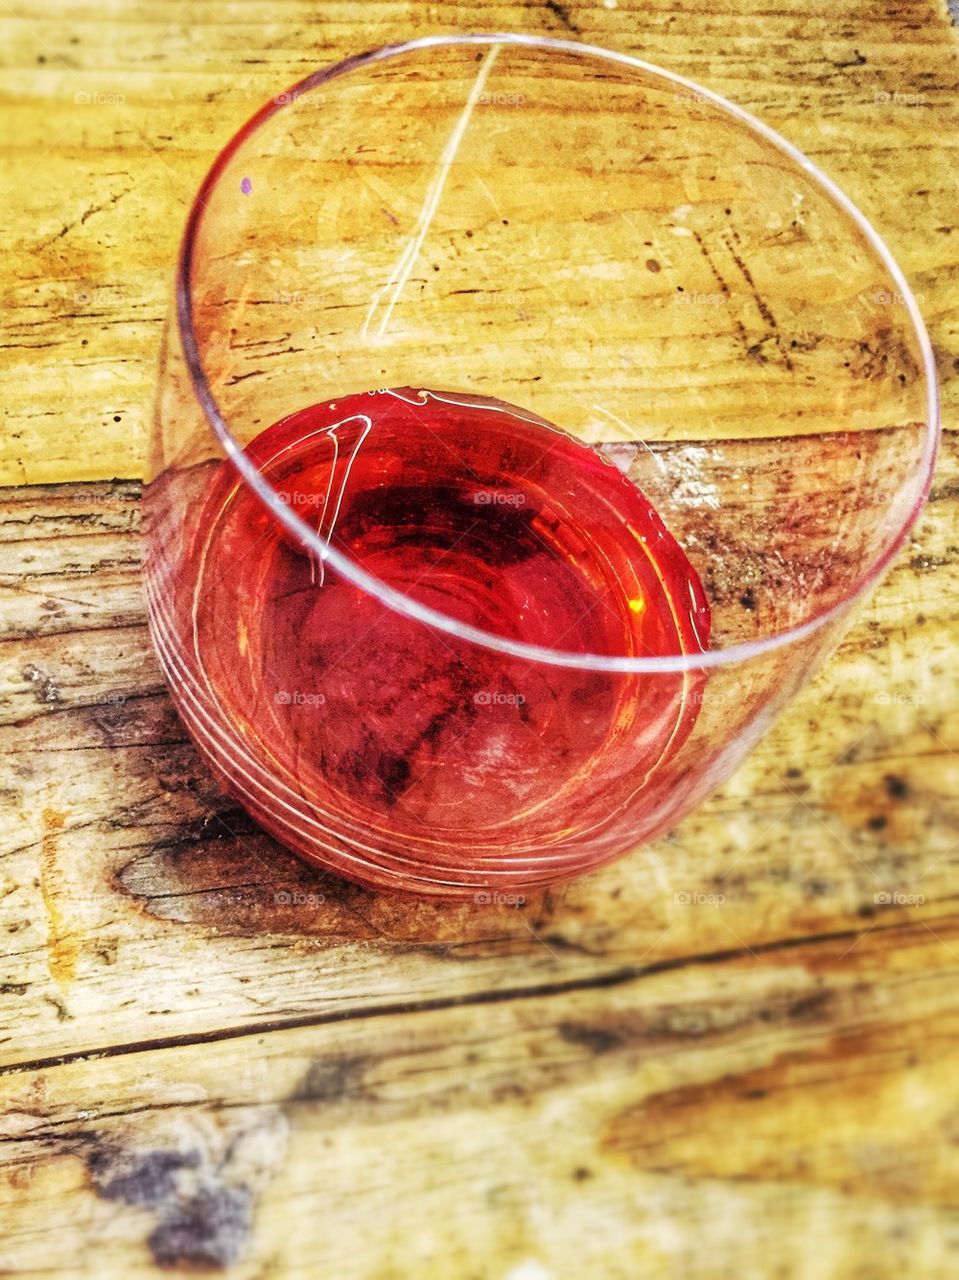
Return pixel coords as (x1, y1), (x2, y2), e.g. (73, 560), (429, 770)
(2, 2), (959, 1276)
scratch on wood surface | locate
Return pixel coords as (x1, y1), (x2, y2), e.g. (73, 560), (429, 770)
(37, 188), (131, 252)
(725, 228), (795, 371)
(690, 229), (752, 360)
(39, 806), (78, 988)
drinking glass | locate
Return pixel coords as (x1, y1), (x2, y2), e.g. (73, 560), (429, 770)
(143, 34), (938, 896)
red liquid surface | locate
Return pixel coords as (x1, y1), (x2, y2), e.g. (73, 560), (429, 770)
(171, 388), (711, 889)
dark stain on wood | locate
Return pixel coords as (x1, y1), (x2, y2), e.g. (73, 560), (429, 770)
(600, 1011), (956, 1203)
(885, 774), (910, 799)
(293, 1055), (368, 1102)
(557, 1021), (623, 1054)
(543, 0), (580, 32)
(148, 1183), (253, 1270)
(81, 1131), (267, 1270)
(786, 989), (835, 1021)
(88, 1144), (202, 1206)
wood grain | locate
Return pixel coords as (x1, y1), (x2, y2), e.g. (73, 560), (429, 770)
(1, 431), (957, 1274)
(1, 0), (958, 483)
(2, 0), (959, 1276)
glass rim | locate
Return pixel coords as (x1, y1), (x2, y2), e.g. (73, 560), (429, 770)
(175, 31), (941, 675)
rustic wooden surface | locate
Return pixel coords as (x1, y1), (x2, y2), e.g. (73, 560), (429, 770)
(2, 1), (959, 1277)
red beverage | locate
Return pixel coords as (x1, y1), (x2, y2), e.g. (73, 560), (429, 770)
(152, 388), (710, 892)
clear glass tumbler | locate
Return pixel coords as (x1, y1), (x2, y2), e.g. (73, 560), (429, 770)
(144, 34), (939, 896)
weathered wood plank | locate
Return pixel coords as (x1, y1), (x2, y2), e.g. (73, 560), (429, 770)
(0, 429), (955, 1071)
(1, 0), (957, 482)
(3, 921), (959, 1276)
